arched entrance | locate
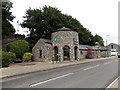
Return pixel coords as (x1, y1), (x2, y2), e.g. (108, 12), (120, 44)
(54, 46), (58, 61)
(63, 46), (70, 60)
(74, 46), (78, 60)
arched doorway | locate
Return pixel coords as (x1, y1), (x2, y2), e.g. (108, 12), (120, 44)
(63, 46), (70, 60)
(54, 46), (58, 61)
(74, 46), (78, 60)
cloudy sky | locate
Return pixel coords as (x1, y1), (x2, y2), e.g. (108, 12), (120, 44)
(10, 0), (119, 45)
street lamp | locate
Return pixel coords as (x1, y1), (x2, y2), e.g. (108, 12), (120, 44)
(106, 35), (110, 57)
(17, 20), (19, 34)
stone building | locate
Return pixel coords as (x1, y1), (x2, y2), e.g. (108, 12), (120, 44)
(32, 27), (80, 62)
(32, 27), (108, 62)
(32, 39), (52, 61)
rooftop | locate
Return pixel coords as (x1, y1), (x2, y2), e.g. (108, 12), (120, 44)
(57, 27), (73, 31)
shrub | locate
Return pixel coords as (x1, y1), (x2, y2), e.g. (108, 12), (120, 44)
(7, 52), (16, 63)
(0, 51), (2, 68)
(2, 51), (10, 67)
(22, 52), (33, 62)
(1, 51), (16, 67)
(6, 40), (29, 59)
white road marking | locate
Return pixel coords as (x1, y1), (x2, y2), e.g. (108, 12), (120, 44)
(84, 65), (99, 70)
(103, 62), (112, 65)
(29, 73), (73, 87)
(106, 76), (120, 89)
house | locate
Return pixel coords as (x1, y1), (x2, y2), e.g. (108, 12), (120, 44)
(107, 43), (120, 56)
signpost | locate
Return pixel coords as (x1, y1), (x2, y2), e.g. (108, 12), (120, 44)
(54, 37), (58, 42)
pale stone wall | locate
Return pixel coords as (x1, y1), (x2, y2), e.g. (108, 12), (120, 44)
(32, 39), (52, 61)
(79, 50), (87, 59)
(51, 29), (80, 61)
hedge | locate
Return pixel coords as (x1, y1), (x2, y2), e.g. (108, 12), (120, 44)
(22, 52), (33, 62)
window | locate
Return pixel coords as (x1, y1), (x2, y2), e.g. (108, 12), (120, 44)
(39, 50), (42, 58)
(80, 51), (83, 55)
(111, 45), (113, 49)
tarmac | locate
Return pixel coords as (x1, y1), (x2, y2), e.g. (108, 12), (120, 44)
(0, 56), (118, 88)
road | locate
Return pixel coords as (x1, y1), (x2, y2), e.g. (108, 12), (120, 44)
(2, 57), (119, 88)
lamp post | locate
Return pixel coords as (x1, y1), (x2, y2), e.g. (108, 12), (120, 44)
(17, 20), (19, 34)
(106, 35), (110, 57)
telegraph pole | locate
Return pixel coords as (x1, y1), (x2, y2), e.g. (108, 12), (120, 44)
(106, 35), (110, 57)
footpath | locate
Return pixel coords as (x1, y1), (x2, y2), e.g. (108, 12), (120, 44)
(0, 56), (118, 88)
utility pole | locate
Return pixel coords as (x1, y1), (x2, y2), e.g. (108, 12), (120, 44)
(106, 35), (110, 57)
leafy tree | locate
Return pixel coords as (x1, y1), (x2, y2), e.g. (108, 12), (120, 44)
(6, 40), (29, 59)
(79, 28), (95, 46)
(2, 1), (15, 36)
(94, 34), (104, 46)
(21, 5), (104, 48)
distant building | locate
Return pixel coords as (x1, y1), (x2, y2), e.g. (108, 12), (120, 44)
(107, 43), (120, 56)
(107, 43), (120, 51)
(32, 27), (108, 62)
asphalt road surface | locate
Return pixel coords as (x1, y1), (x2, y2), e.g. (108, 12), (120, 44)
(2, 57), (119, 88)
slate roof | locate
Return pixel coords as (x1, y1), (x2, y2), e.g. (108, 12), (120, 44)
(57, 27), (72, 31)
(79, 44), (106, 50)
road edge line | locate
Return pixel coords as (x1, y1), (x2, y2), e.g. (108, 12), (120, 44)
(106, 76), (119, 89)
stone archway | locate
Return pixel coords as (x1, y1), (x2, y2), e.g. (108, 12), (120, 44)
(54, 46), (58, 61)
(74, 46), (78, 60)
(63, 46), (70, 60)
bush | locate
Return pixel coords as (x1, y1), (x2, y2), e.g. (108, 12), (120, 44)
(22, 52), (33, 62)
(0, 51), (2, 68)
(6, 40), (29, 59)
(2, 51), (10, 67)
(1, 51), (16, 67)
(7, 52), (16, 63)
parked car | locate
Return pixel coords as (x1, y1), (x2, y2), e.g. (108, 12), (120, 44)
(117, 51), (120, 58)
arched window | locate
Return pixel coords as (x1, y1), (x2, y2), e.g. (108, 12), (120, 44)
(63, 46), (70, 60)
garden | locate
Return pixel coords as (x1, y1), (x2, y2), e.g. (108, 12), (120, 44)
(1, 40), (33, 67)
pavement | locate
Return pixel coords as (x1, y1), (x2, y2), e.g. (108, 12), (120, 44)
(0, 56), (119, 88)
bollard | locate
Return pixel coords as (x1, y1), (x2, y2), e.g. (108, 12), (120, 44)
(52, 57), (54, 64)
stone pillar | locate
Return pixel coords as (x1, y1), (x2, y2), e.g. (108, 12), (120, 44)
(77, 47), (80, 60)
(70, 46), (74, 61)
(59, 47), (63, 62)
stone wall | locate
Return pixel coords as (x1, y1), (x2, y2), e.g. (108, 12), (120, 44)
(51, 29), (80, 61)
(32, 39), (52, 61)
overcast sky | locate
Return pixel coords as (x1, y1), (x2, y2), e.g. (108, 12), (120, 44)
(10, 0), (119, 45)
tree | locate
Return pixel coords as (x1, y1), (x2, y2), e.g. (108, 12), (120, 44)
(21, 5), (103, 48)
(6, 40), (29, 59)
(94, 34), (104, 46)
(2, 1), (15, 36)
(79, 28), (95, 46)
